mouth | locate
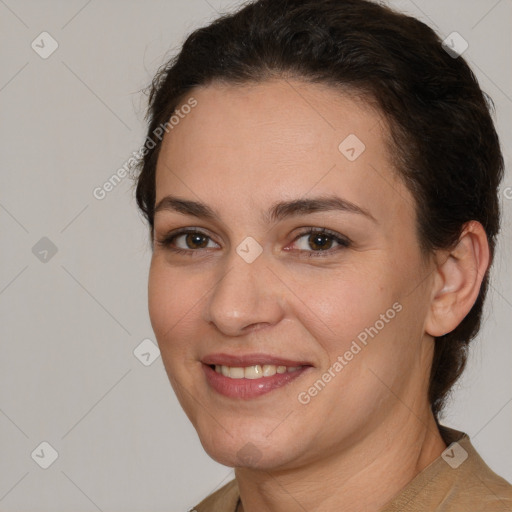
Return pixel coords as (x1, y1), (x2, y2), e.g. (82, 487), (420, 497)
(211, 363), (304, 379)
(201, 353), (313, 399)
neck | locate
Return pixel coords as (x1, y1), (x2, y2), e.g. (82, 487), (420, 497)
(235, 408), (446, 512)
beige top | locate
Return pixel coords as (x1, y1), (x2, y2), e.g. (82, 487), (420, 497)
(193, 426), (512, 511)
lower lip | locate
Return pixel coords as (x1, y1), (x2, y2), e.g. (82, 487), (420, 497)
(202, 364), (311, 399)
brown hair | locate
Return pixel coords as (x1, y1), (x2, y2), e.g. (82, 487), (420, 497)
(133, 0), (504, 420)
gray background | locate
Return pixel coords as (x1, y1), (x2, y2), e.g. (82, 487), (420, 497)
(0, 0), (511, 510)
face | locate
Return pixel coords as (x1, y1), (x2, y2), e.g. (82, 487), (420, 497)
(148, 79), (436, 470)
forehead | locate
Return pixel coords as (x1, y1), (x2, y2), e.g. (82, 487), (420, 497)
(154, 79), (412, 229)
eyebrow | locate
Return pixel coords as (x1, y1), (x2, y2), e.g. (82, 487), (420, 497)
(153, 194), (377, 224)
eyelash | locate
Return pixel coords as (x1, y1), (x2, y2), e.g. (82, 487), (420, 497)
(155, 227), (351, 258)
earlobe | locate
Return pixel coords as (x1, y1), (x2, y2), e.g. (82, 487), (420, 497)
(425, 221), (490, 338)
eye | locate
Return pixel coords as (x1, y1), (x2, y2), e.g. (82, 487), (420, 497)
(155, 227), (351, 258)
(289, 228), (351, 257)
(155, 228), (218, 255)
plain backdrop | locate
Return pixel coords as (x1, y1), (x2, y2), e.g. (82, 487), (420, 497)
(1, 0), (511, 510)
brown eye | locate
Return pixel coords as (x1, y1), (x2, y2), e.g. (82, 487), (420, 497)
(182, 232), (210, 249)
(306, 233), (335, 251)
(156, 229), (218, 254)
(291, 228), (351, 256)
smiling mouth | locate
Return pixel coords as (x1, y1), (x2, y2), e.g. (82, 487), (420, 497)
(203, 362), (312, 399)
(210, 363), (304, 379)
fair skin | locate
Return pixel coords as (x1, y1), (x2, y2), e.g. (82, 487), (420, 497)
(148, 79), (489, 512)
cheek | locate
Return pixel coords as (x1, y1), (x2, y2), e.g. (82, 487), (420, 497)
(148, 260), (203, 410)
(148, 259), (200, 353)
(301, 268), (394, 348)
(298, 265), (414, 406)
(148, 261), (173, 338)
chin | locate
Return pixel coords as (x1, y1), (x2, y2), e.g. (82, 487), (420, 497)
(195, 420), (304, 470)
(202, 442), (293, 470)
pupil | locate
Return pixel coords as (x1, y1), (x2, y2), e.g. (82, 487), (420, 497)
(187, 233), (208, 249)
(311, 234), (330, 250)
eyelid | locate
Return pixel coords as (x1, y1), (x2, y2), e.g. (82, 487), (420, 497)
(288, 227), (351, 256)
(155, 227), (218, 251)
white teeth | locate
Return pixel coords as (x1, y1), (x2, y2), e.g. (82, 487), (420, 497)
(229, 367), (245, 379)
(262, 364), (277, 377)
(244, 365), (263, 379)
(213, 364), (303, 379)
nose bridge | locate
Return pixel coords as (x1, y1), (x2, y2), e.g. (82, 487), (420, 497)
(204, 244), (284, 335)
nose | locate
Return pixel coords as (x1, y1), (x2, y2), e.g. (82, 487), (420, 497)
(203, 249), (286, 337)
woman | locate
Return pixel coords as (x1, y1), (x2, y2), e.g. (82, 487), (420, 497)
(133, 0), (512, 510)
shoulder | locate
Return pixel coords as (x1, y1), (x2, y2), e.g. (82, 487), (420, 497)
(384, 426), (512, 511)
(192, 479), (239, 512)
(458, 433), (512, 510)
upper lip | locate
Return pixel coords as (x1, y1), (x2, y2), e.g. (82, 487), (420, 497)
(202, 353), (313, 367)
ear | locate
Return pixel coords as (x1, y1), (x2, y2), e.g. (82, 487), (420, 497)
(425, 221), (490, 337)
